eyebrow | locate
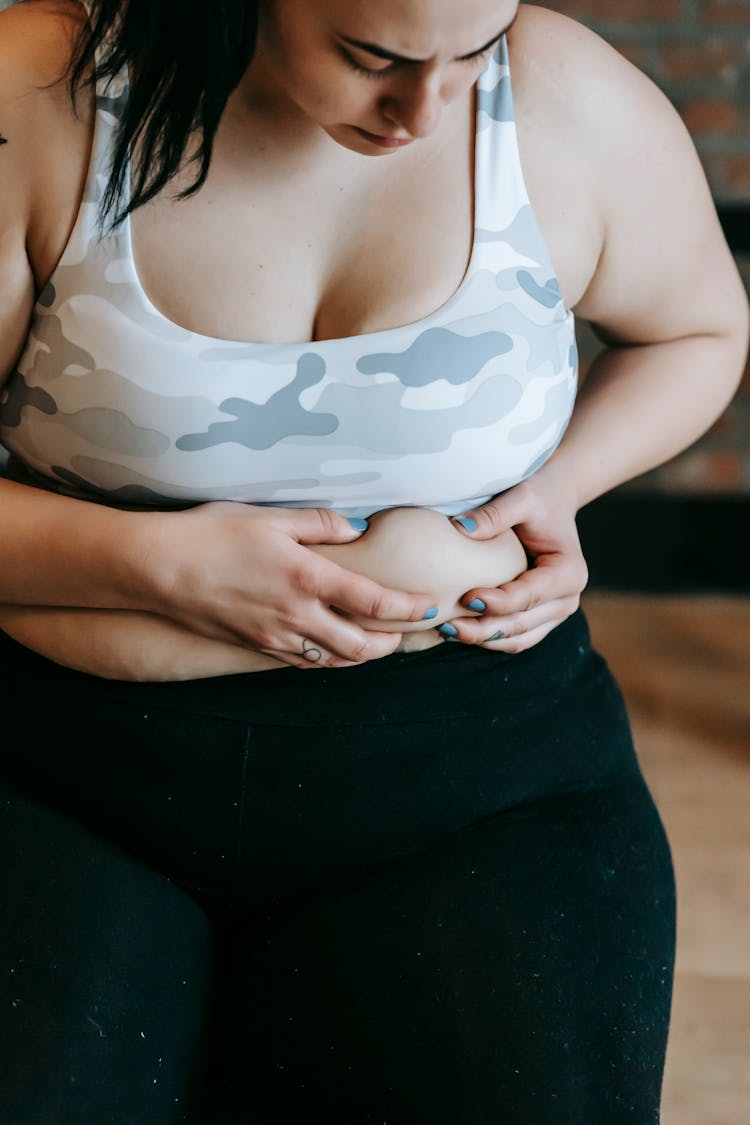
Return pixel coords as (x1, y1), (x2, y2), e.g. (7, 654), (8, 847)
(339, 11), (519, 64)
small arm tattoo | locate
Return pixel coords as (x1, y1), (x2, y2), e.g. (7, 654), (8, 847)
(0, 134), (8, 146)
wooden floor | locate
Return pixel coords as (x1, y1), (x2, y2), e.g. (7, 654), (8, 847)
(583, 592), (750, 1125)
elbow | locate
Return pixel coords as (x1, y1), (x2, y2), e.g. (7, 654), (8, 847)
(727, 290), (749, 395)
(709, 271), (749, 399)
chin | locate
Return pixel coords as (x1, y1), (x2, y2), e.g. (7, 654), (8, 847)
(323, 123), (413, 155)
(324, 125), (400, 156)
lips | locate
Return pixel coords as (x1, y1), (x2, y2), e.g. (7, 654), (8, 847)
(353, 127), (414, 149)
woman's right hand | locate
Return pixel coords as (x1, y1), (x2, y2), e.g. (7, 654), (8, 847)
(139, 502), (438, 670)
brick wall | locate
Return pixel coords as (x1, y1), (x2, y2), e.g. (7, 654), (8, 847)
(533, 0), (750, 494)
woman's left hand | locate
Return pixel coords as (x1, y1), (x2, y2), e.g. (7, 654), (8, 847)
(444, 474), (589, 652)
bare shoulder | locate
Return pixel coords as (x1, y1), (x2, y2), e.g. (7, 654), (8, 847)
(0, 0), (92, 180)
(0, 0), (87, 91)
(0, 0), (92, 381)
(509, 3), (668, 158)
(0, 0), (94, 288)
(502, 4), (633, 311)
(509, 4), (745, 343)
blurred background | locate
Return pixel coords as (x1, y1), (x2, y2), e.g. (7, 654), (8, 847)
(537, 0), (750, 593)
(1, 1), (748, 1123)
(531, 5), (750, 1124)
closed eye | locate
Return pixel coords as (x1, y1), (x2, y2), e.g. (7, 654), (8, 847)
(340, 40), (497, 80)
(461, 41), (498, 63)
(340, 49), (394, 79)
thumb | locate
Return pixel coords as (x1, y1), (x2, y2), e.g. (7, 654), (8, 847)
(293, 507), (370, 545)
(450, 490), (521, 541)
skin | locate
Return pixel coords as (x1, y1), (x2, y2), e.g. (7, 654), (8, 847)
(242, 0), (517, 153)
(0, 512), (528, 680)
(0, 0), (747, 679)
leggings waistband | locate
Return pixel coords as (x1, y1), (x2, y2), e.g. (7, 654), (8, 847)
(1, 609), (601, 727)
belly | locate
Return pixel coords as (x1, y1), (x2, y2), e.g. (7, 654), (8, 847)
(0, 506), (529, 678)
(312, 505), (528, 651)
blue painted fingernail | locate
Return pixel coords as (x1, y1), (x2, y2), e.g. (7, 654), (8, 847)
(347, 517), (368, 531)
(422, 606), (439, 620)
(452, 516), (477, 533)
(437, 623), (459, 637)
(466, 598), (487, 612)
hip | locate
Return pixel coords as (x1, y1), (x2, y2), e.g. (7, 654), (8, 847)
(2, 607), (619, 726)
(0, 609), (652, 906)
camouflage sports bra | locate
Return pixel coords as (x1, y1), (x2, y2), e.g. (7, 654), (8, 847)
(0, 36), (578, 520)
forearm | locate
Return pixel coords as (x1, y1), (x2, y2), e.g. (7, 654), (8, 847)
(542, 329), (749, 510)
(0, 604), (278, 680)
(0, 515), (529, 680)
(0, 477), (155, 609)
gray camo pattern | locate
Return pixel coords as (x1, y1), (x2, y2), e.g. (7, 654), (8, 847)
(0, 37), (578, 519)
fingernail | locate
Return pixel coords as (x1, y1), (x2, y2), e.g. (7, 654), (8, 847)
(347, 517), (368, 531)
(466, 598), (486, 612)
(452, 516), (477, 533)
(437, 623), (458, 637)
(422, 606), (439, 620)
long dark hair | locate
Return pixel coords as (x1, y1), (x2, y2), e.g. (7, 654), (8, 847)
(63, 0), (260, 230)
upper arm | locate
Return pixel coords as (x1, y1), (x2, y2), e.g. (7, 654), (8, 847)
(0, 0), (87, 387)
(0, 9), (36, 386)
(0, 184), (34, 389)
(559, 12), (749, 347)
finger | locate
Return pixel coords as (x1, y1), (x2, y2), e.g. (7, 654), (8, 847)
(262, 623), (402, 670)
(310, 608), (405, 664)
(262, 597), (407, 666)
(440, 597), (579, 647)
(449, 483), (532, 541)
(258, 642), (362, 671)
(478, 620), (560, 654)
(459, 556), (588, 617)
(315, 559), (438, 625)
(286, 506), (372, 545)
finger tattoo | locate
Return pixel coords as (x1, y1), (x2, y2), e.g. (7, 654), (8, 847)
(301, 639), (323, 663)
(483, 628), (505, 643)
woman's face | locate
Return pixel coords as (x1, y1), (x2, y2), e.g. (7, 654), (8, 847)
(253, 0), (520, 154)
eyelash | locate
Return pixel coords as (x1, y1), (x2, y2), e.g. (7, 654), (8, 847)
(341, 53), (390, 80)
(341, 43), (495, 80)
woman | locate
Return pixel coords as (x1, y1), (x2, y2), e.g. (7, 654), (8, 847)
(0, 0), (747, 1121)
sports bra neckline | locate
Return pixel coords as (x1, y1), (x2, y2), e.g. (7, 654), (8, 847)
(127, 115), (481, 351)
(74, 48), (503, 351)
(4, 32), (578, 518)
(115, 62), (486, 351)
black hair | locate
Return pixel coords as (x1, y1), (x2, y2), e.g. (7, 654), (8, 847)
(64, 0), (260, 231)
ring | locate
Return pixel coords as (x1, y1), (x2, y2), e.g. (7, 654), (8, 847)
(301, 639), (323, 663)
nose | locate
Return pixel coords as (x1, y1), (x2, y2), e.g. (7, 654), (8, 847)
(380, 70), (446, 139)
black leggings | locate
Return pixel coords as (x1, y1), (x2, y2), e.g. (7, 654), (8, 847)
(0, 610), (675, 1125)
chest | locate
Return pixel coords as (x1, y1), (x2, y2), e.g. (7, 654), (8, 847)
(30, 54), (599, 346)
(129, 96), (480, 345)
(11, 56), (583, 512)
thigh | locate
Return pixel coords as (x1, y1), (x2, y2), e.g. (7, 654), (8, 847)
(0, 784), (214, 1125)
(205, 775), (676, 1125)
